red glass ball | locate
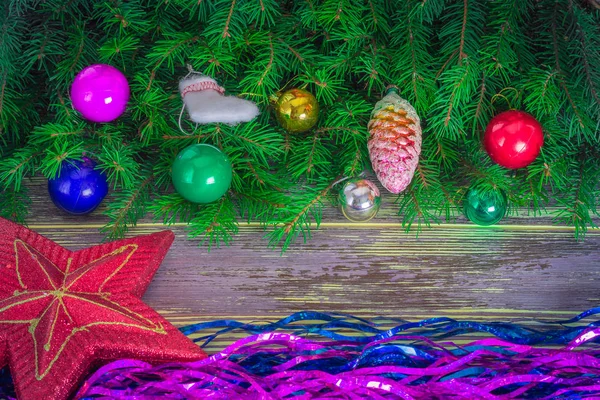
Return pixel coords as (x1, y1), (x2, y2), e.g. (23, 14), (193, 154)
(483, 110), (544, 169)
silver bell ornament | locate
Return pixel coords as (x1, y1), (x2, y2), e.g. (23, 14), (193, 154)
(339, 178), (381, 222)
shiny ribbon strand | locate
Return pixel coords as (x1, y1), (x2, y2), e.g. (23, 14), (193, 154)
(69, 310), (600, 399)
(1, 310), (599, 399)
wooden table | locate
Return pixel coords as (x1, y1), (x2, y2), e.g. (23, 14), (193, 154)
(24, 178), (600, 352)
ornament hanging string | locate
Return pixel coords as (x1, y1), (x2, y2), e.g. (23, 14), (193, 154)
(490, 87), (520, 110)
(332, 171), (367, 188)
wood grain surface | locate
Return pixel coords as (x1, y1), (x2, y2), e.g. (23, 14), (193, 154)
(20, 178), (600, 351)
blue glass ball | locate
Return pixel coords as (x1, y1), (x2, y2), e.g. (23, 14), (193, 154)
(48, 158), (109, 215)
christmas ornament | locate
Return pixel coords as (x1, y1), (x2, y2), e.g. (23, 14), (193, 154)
(368, 87), (422, 194)
(484, 110), (544, 169)
(48, 158), (109, 215)
(0, 217), (205, 400)
(274, 88), (319, 133)
(71, 64), (130, 123)
(463, 187), (507, 226)
(339, 178), (381, 222)
(179, 73), (259, 125)
(172, 144), (232, 203)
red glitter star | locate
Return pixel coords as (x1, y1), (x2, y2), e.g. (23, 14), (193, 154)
(0, 218), (205, 400)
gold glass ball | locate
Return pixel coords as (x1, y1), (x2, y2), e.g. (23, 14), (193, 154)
(275, 88), (319, 133)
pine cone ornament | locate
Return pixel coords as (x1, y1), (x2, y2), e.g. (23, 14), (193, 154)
(367, 88), (422, 194)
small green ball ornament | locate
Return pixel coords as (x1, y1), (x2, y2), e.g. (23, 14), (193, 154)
(171, 144), (232, 204)
(463, 187), (507, 226)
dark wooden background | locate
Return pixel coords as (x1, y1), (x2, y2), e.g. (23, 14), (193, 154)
(22, 177), (600, 350)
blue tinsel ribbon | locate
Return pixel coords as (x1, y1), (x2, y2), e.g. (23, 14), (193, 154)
(180, 309), (600, 348)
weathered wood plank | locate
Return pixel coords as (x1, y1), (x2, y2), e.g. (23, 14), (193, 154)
(18, 177), (600, 336)
(27, 224), (600, 319)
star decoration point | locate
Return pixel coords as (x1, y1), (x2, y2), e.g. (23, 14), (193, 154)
(0, 218), (205, 400)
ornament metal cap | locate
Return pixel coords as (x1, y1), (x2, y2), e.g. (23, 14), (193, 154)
(384, 85), (400, 96)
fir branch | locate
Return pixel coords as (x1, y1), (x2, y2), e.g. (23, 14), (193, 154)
(428, 60), (480, 140)
(579, 30), (600, 106)
(222, 0), (236, 39)
(286, 131), (333, 181)
(397, 160), (448, 232)
(296, 0), (318, 30)
(571, 4), (600, 109)
(1, 0), (599, 250)
(204, 0), (245, 45)
(239, 31), (285, 99)
(39, 140), (84, 179)
(524, 67), (562, 116)
(458, 0), (468, 64)
(189, 39), (237, 77)
(554, 155), (600, 238)
(436, 49), (459, 79)
(418, 0), (446, 22)
(299, 69), (345, 105)
(438, 0), (485, 71)
(356, 41), (387, 94)
(68, 26), (85, 74)
(341, 146), (364, 177)
(150, 192), (199, 225)
(50, 24), (97, 86)
(235, 189), (287, 224)
(0, 186), (29, 224)
(243, 0), (281, 28)
(473, 73), (487, 125)
(29, 122), (85, 144)
(389, 1), (436, 113)
(267, 177), (340, 251)
(314, 126), (362, 138)
(101, 172), (154, 240)
(0, 70), (6, 120)
(0, 147), (41, 191)
(151, 149), (177, 191)
(550, 1), (585, 130)
(223, 120), (284, 166)
(96, 142), (141, 189)
(161, 133), (212, 141)
(55, 91), (73, 119)
(408, 24), (420, 104)
(277, 38), (305, 63)
(245, 160), (265, 186)
(480, 0), (531, 80)
(187, 195), (239, 249)
(145, 33), (199, 90)
(257, 33), (273, 87)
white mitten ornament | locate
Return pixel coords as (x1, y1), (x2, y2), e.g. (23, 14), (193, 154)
(179, 74), (259, 125)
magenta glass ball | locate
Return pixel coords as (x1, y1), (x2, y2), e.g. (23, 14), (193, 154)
(71, 64), (130, 123)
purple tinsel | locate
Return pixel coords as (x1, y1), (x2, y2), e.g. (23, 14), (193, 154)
(74, 326), (600, 399)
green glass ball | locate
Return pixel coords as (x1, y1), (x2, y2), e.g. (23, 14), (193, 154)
(463, 187), (507, 226)
(171, 144), (232, 204)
